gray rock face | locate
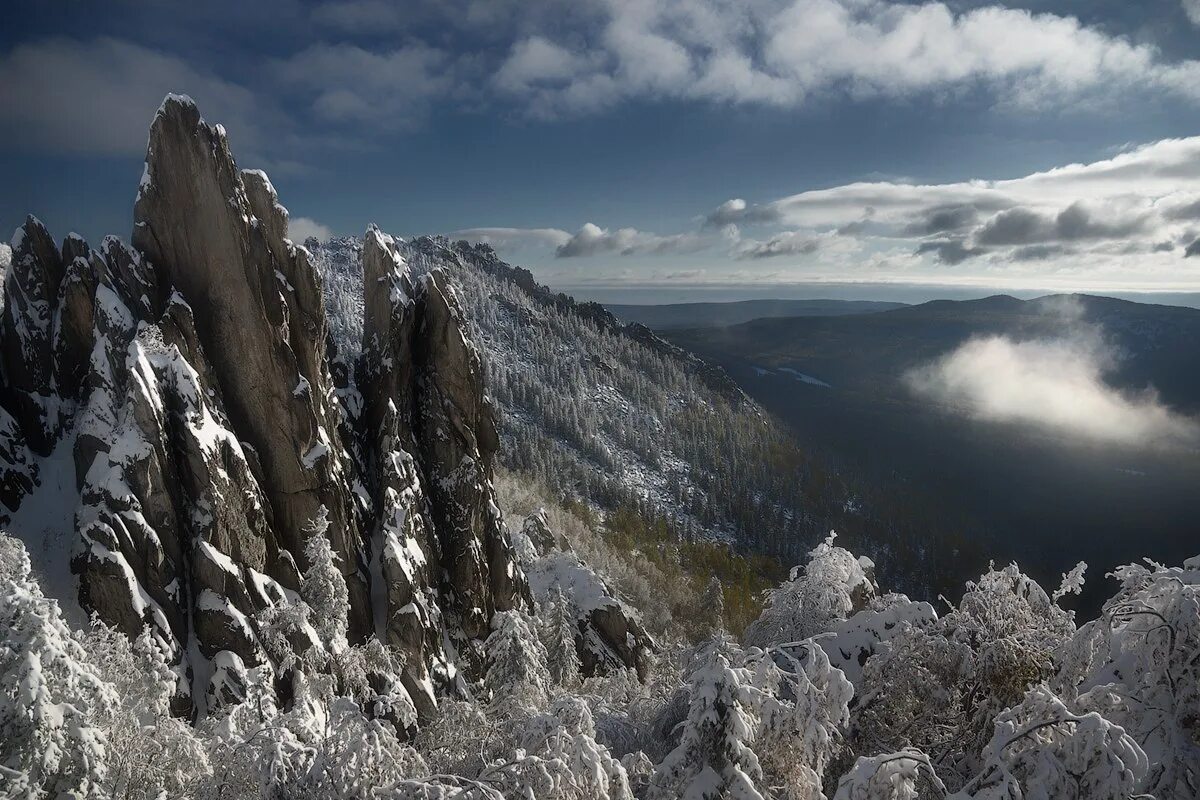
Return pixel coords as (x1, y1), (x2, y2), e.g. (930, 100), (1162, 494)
(131, 97), (365, 633)
(0, 217), (66, 455)
(414, 269), (530, 643)
(1, 95), (537, 722)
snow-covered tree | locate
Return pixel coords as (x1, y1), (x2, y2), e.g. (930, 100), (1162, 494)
(1056, 556), (1200, 798)
(301, 506), (349, 654)
(955, 684), (1147, 800)
(757, 641), (854, 799)
(832, 749), (945, 800)
(648, 641), (767, 800)
(485, 610), (552, 715)
(541, 586), (582, 689)
(744, 533), (876, 648)
(0, 534), (113, 797)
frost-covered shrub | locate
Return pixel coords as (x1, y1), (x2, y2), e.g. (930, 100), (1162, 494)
(479, 696), (633, 800)
(1, 535), (113, 797)
(956, 684), (1147, 800)
(82, 621), (209, 798)
(832, 748), (944, 800)
(1056, 557), (1200, 798)
(848, 561), (1079, 788)
(744, 532), (876, 648)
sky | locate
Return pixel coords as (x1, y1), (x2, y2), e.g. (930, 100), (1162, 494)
(4, 0), (1200, 301)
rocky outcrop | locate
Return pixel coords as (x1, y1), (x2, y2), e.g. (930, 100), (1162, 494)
(0, 95), (533, 721)
(414, 268), (530, 641)
(131, 97), (367, 635)
(0, 217), (66, 456)
(512, 510), (655, 679)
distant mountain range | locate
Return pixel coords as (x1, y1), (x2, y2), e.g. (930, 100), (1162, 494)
(606, 298), (908, 329)
(665, 293), (1200, 412)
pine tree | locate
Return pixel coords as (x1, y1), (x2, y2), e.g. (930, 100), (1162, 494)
(541, 587), (582, 688)
(649, 647), (767, 800)
(485, 610), (551, 716)
(702, 576), (725, 633)
(301, 505), (349, 654)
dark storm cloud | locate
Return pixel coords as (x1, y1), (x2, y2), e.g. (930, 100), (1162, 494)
(915, 238), (984, 265)
(901, 204), (982, 236)
(975, 202), (1147, 246)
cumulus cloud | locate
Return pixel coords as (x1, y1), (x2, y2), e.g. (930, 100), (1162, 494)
(737, 231), (823, 259)
(289, 216), (333, 242)
(449, 227), (571, 250)
(1185, 0), (1200, 26)
(488, 0), (1200, 117)
(915, 238), (983, 265)
(905, 324), (1199, 448)
(975, 202), (1148, 246)
(554, 222), (712, 258)
(704, 198), (782, 228)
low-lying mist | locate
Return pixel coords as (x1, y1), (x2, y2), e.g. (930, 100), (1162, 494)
(904, 320), (1200, 450)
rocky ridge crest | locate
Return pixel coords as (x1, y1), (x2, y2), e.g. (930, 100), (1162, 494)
(0, 96), (614, 720)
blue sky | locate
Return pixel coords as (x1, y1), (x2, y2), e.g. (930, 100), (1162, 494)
(4, 0), (1200, 299)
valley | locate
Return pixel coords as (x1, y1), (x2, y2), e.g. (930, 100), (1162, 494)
(663, 295), (1200, 612)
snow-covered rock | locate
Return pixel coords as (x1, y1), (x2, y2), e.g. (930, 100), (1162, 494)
(0, 95), (533, 720)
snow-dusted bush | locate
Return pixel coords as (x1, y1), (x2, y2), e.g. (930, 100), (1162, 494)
(745, 532), (876, 648)
(957, 684), (1147, 800)
(1, 535), (114, 798)
(832, 748), (944, 800)
(1056, 556), (1200, 798)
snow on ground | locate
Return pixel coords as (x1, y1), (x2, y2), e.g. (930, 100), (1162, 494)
(7, 438), (86, 626)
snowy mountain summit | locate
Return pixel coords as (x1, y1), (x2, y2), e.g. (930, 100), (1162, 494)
(0, 95), (645, 721)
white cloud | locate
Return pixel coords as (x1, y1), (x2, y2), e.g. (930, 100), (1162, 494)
(490, 0), (1200, 116)
(289, 216), (333, 242)
(0, 37), (270, 156)
(449, 227), (571, 249)
(698, 135), (1200, 285)
(1185, 0), (1200, 26)
(554, 222), (714, 258)
(273, 42), (455, 125)
(905, 324), (1199, 449)
(737, 231), (823, 260)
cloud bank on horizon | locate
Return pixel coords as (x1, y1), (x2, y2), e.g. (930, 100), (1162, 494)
(4, 0), (1200, 290)
(905, 329), (1200, 449)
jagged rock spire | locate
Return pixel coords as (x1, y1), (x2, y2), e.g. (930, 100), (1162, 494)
(131, 95), (368, 634)
(0, 94), (531, 721)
